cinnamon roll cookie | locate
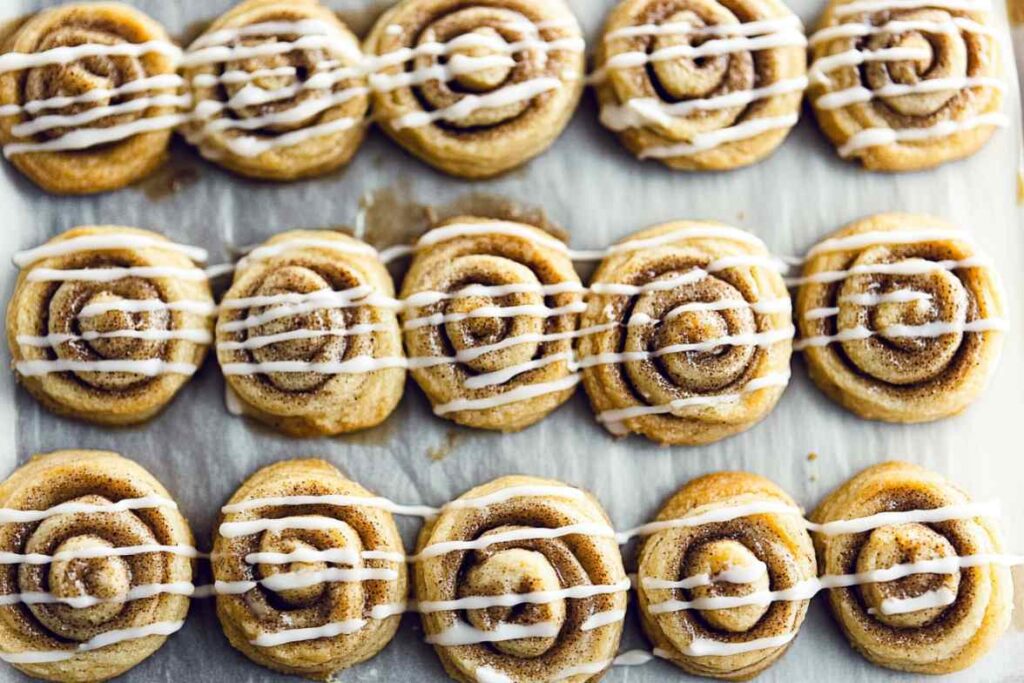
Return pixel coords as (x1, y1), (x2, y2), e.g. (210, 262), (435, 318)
(216, 230), (405, 437)
(633, 472), (816, 680)
(577, 222), (793, 445)
(0, 450), (195, 681)
(811, 462), (1013, 674)
(400, 217), (584, 431)
(181, 0), (369, 181)
(0, 3), (184, 194)
(213, 460), (407, 680)
(7, 226), (215, 426)
(365, 0), (586, 178)
(795, 213), (1006, 423)
(594, 0), (807, 170)
(808, 0), (1005, 170)
(415, 476), (628, 683)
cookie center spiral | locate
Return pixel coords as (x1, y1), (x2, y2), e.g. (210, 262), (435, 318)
(24, 28), (147, 140)
(256, 530), (341, 607)
(439, 256), (546, 376)
(685, 539), (770, 632)
(449, 27), (513, 92)
(628, 273), (756, 394)
(49, 535), (132, 626)
(864, 9), (967, 117)
(249, 266), (349, 392)
(838, 257), (969, 385)
(461, 531), (565, 658)
(856, 523), (960, 629)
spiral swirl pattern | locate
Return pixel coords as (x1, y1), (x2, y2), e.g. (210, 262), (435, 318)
(0, 450), (194, 681)
(811, 462), (1012, 673)
(213, 460), (407, 679)
(795, 213), (1005, 423)
(181, 0), (369, 181)
(7, 226), (214, 426)
(0, 3), (180, 194)
(594, 0), (807, 170)
(416, 476), (627, 683)
(400, 217), (583, 432)
(216, 230), (404, 437)
(365, 0), (585, 178)
(809, 0), (1003, 170)
(636, 472), (816, 680)
(577, 222), (792, 446)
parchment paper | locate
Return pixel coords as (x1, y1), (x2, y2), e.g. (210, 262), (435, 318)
(0, 0), (1022, 680)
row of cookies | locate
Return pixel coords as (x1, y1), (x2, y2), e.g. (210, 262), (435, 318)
(0, 0), (1005, 193)
(8, 213), (1006, 442)
(0, 451), (1014, 681)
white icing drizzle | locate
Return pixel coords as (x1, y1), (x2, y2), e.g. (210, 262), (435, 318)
(11, 94), (191, 138)
(0, 41), (181, 74)
(4, 113), (190, 156)
(391, 77), (563, 129)
(0, 74), (184, 117)
(403, 221), (771, 263)
(580, 609), (628, 631)
(816, 76), (1004, 110)
(13, 234), (208, 267)
(794, 318), (1008, 350)
(805, 228), (975, 257)
(215, 567), (398, 595)
(869, 587), (957, 615)
(684, 633), (796, 656)
(242, 549), (406, 565)
(426, 620), (561, 646)
(803, 289), (932, 320)
(597, 372), (793, 436)
(216, 324), (392, 352)
(644, 553), (1023, 614)
(601, 78), (808, 131)
(809, 17), (991, 47)
(638, 115), (801, 159)
(576, 328), (794, 371)
(0, 581), (196, 608)
(187, 19), (351, 52)
(191, 113), (361, 159)
(442, 484), (589, 511)
(809, 47), (933, 85)
(613, 649), (667, 666)
(0, 621), (186, 664)
(403, 302), (587, 330)
(432, 373), (582, 416)
(810, 501), (1000, 535)
(221, 493), (438, 519)
(0, 544), (202, 565)
(593, 30), (807, 82)
(604, 16), (803, 42)
(26, 266), (208, 283)
(787, 256), (991, 286)
(250, 619), (369, 648)
(18, 329), (213, 348)
(838, 113), (1010, 156)
(238, 238), (378, 265)
(617, 500), (804, 544)
(416, 579), (631, 614)
(0, 495), (176, 523)
(643, 561), (769, 590)
(414, 522), (616, 561)
(79, 296), (212, 319)
(16, 359), (198, 378)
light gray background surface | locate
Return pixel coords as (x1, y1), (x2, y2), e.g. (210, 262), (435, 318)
(0, 0), (1022, 680)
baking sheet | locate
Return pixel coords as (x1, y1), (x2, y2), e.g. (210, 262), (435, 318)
(0, 0), (1023, 680)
